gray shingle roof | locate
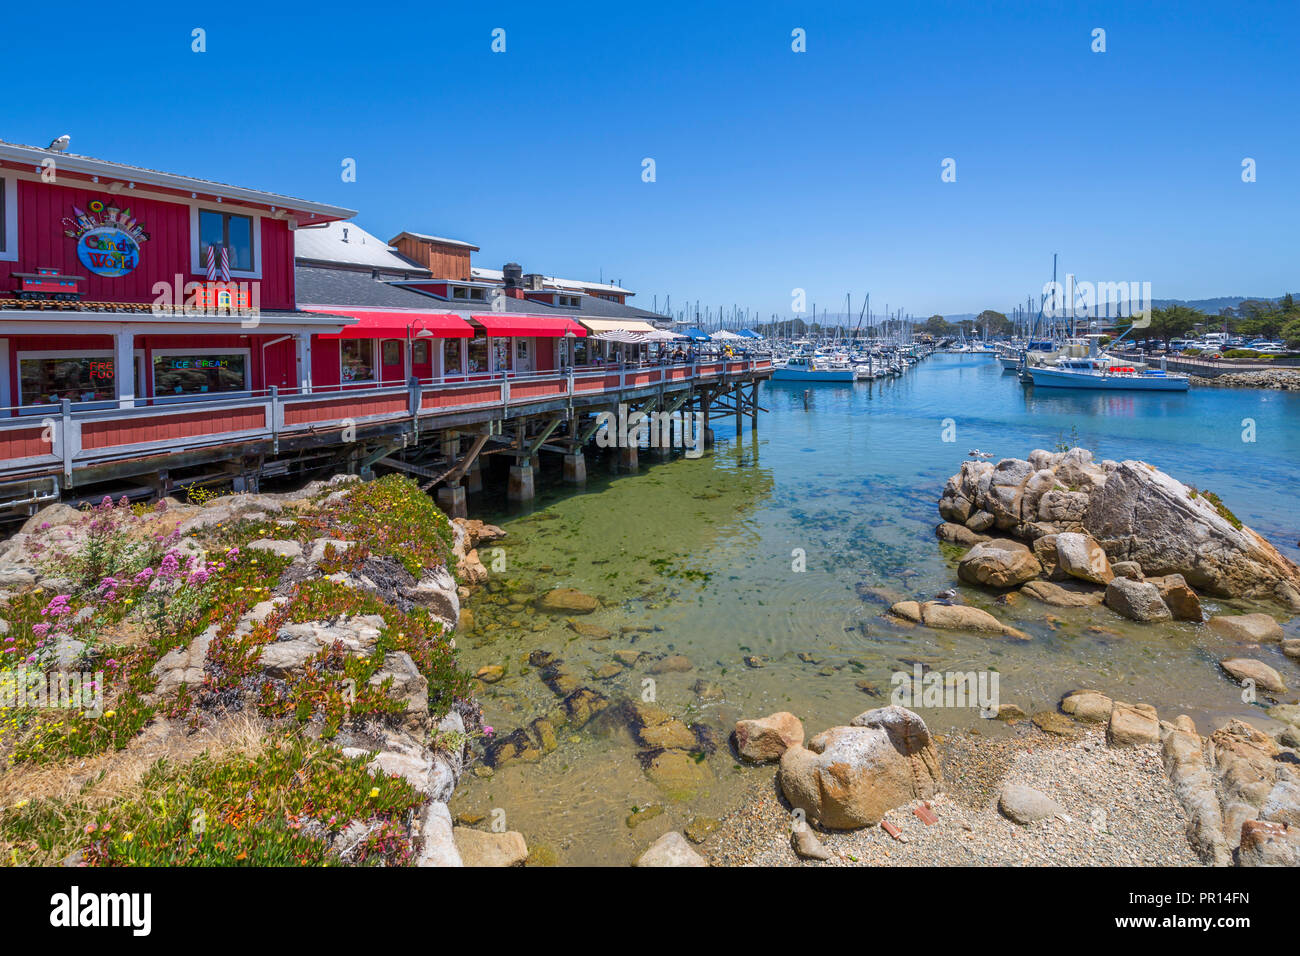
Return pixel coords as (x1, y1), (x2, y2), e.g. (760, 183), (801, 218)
(297, 266), (668, 323)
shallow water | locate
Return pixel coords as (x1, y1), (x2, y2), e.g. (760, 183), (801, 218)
(449, 354), (1300, 865)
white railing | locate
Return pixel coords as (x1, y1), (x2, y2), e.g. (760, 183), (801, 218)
(0, 358), (771, 479)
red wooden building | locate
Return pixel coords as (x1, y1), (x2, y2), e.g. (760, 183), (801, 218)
(0, 139), (355, 414)
(0, 140), (769, 515)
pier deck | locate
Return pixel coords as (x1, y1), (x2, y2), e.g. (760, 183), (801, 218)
(0, 358), (772, 514)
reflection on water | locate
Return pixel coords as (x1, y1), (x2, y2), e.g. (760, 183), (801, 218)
(449, 355), (1300, 865)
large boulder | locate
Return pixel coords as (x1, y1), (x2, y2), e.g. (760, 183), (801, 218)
(1060, 689), (1113, 722)
(1020, 579), (1105, 608)
(984, 459), (1036, 530)
(1053, 532), (1114, 585)
(734, 712), (804, 763)
(453, 828), (528, 867)
(1207, 614), (1284, 644)
(938, 460), (993, 525)
(957, 538), (1042, 589)
(910, 601), (1028, 640)
(935, 522), (989, 547)
(1104, 578), (1172, 622)
(1107, 701), (1160, 747)
(1160, 715), (1231, 866)
(1084, 460), (1300, 606)
(777, 706), (942, 830)
(536, 588), (600, 614)
(1146, 574), (1203, 621)
(1219, 658), (1287, 694)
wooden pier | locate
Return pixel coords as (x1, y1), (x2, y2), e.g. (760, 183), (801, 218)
(0, 359), (772, 519)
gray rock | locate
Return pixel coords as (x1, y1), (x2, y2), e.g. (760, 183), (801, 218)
(246, 538), (303, 559)
(998, 783), (1064, 824)
(957, 538), (1042, 588)
(1020, 579), (1105, 608)
(1055, 532), (1114, 584)
(791, 819), (833, 860)
(1220, 658), (1287, 693)
(307, 537), (356, 565)
(406, 567), (459, 626)
(779, 706), (943, 830)
(416, 802), (462, 867)
(1084, 460), (1300, 602)
(1207, 614), (1284, 643)
(1104, 577), (1172, 622)
(259, 639), (321, 677)
(1111, 560), (1145, 580)
(635, 830), (708, 867)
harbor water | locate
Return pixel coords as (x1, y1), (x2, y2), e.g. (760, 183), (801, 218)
(450, 353), (1300, 865)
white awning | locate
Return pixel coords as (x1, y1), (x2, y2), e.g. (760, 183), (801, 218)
(578, 318), (661, 335)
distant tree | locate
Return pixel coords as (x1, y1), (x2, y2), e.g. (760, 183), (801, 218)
(1145, 305), (1202, 345)
(974, 310), (1012, 337)
(1282, 316), (1300, 350)
(924, 314), (954, 334)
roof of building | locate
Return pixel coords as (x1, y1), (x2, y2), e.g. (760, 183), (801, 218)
(470, 267), (632, 295)
(294, 221), (430, 275)
(296, 266), (667, 322)
(389, 231), (480, 250)
(0, 140), (355, 222)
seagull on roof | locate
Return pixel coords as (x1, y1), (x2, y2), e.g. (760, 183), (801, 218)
(46, 134), (70, 152)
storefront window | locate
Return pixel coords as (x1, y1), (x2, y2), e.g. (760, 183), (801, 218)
(492, 337), (511, 373)
(20, 354), (116, 406)
(412, 340), (430, 365)
(152, 352), (248, 395)
(381, 340), (402, 368)
(573, 338), (590, 366)
(467, 335), (488, 374)
(443, 339), (463, 375)
(341, 340), (375, 383)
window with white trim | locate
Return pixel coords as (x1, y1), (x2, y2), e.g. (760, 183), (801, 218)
(198, 209), (254, 272)
(0, 176), (16, 262)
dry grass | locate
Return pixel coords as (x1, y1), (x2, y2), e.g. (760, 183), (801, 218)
(0, 712), (268, 809)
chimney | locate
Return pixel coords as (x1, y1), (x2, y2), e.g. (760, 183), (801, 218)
(524, 272), (545, 291)
(502, 262), (525, 298)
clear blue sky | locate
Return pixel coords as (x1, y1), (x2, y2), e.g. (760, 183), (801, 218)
(6, 0), (1298, 319)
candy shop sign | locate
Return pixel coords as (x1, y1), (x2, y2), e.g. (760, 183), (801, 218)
(63, 200), (151, 278)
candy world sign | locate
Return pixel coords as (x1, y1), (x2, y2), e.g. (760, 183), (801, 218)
(62, 199), (151, 278)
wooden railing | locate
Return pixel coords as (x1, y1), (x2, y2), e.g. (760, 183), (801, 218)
(0, 358), (773, 480)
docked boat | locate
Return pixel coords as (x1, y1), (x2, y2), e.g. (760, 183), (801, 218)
(772, 354), (858, 382)
(1027, 337), (1189, 391)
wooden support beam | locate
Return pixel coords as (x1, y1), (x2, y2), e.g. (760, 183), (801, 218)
(525, 416), (564, 457)
(421, 430), (491, 491)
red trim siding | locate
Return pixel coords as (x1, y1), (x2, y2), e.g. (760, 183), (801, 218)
(0, 179), (295, 310)
(0, 425), (51, 460)
(81, 407), (267, 450)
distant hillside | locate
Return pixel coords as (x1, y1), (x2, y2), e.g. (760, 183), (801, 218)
(1150, 295), (1292, 314)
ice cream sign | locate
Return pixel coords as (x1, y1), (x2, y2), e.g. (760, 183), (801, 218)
(63, 200), (151, 278)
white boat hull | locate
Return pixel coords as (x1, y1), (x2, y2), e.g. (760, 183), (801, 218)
(1028, 367), (1190, 391)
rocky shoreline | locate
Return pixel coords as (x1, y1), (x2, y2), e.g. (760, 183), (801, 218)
(0, 474), (521, 867)
(688, 447), (1300, 868)
(1191, 368), (1300, 391)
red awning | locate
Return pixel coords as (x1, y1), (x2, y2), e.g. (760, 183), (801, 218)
(306, 308), (475, 339)
(469, 314), (587, 337)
